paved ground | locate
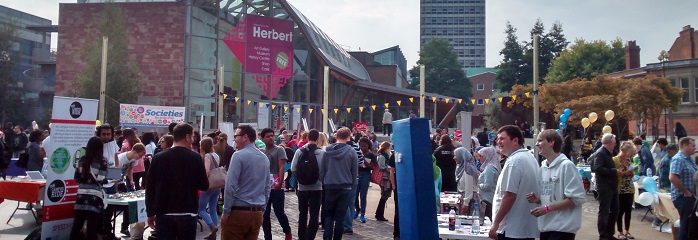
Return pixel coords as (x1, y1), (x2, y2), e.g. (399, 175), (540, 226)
(0, 178), (673, 239)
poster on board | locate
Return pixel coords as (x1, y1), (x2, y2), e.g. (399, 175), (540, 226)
(119, 104), (185, 128)
(41, 96), (98, 239)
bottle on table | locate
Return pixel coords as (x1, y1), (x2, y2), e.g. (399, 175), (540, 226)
(472, 203), (480, 234)
(448, 208), (456, 231)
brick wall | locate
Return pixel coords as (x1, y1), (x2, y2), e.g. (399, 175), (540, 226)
(56, 2), (186, 107)
(365, 65), (398, 87)
(470, 72), (496, 116)
(668, 25), (697, 61)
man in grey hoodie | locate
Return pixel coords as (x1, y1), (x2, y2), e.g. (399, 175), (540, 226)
(320, 127), (358, 240)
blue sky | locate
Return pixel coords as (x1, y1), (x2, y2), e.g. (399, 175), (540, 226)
(4, 0), (697, 70)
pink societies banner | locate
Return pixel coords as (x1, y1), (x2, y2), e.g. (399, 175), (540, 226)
(223, 15), (294, 99)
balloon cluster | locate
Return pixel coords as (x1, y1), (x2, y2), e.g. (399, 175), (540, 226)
(558, 108), (572, 129)
(637, 173), (660, 206)
(31, 120), (39, 130)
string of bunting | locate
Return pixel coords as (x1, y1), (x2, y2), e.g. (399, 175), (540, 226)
(218, 90), (538, 114)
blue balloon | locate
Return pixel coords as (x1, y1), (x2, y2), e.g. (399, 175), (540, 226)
(559, 122), (567, 129)
(579, 168), (585, 175)
(555, 129), (561, 135)
(564, 108), (572, 116)
(642, 177), (657, 193)
(560, 114), (568, 122)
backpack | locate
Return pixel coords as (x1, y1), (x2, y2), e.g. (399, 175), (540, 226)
(295, 144), (319, 185)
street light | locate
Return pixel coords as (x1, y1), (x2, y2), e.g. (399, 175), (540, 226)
(658, 50), (670, 140)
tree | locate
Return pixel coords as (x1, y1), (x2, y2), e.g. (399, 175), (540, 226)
(75, 3), (142, 125)
(495, 20), (569, 91)
(484, 91), (509, 129)
(0, 20), (26, 125)
(618, 76), (683, 139)
(495, 22), (526, 92)
(545, 39), (625, 84)
(408, 38), (472, 100)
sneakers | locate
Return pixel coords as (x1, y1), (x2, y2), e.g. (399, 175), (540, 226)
(353, 211), (359, 219)
(285, 233), (292, 240)
(360, 215), (366, 223)
(343, 229), (354, 235)
(120, 228), (131, 237)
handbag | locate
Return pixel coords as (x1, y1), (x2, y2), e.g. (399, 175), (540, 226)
(370, 161), (382, 185)
(206, 153), (227, 191)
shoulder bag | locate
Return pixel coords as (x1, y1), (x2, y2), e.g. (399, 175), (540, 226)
(206, 153), (227, 191)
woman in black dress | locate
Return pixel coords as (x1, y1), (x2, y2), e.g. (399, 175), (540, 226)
(434, 135), (457, 192)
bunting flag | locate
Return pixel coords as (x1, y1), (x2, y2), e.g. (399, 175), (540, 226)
(431, 96), (437, 102)
(234, 97), (239, 102)
(384, 103), (389, 108)
(371, 105), (377, 111)
(485, 98), (490, 104)
(283, 106), (288, 112)
(458, 98), (463, 104)
(321, 109), (325, 115)
(396, 100), (401, 106)
(223, 94), (228, 99)
(271, 104), (276, 110)
(512, 95), (517, 101)
(333, 108), (338, 114)
(264, 103), (269, 108)
(470, 99), (476, 105)
(420, 95), (425, 99)
(525, 92), (530, 98)
(359, 106), (364, 112)
(295, 107), (301, 113)
(409, 97), (414, 103)
(498, 97), (503, 102)
(309, 108), (314, 114)
(445, 98), (450, 103)
(247, 100), (252, 105)
(533, 90), (539, 95)
(346, 108), (351, 113)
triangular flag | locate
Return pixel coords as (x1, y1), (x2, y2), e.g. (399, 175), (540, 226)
(234, 97), (239, 102)
(371, 105), (376, 111)
(321, 109), (325, 115)
(346, 108), (351, 113)
(431, 96), (437, 102)
(533, 90), (539, 95)
(384, 103), (389, 108)
(309, 108), (314, 114)
(512, 95), (517, 101)
(458, 98), (463, 104)
(247, 100), (252, 105)
(253, 102), (258, 106)
(491, 98), (497, 103)
(525, 92), (531, 98)
(420, 95), (425, 99)
(333, 108), (338, 114)
(485, 98), (490, 104)
(409, 97), (414, 103)
(283, 106), (288, 112)
(223, 94), (228, 99)
(498, 97), (503, 102)
(445, 98), (450, 103)
(264, 103), (269, 108)
(471, 99), (476, 105)
(295, 107), (301, 113)
(359, 107), (364, 112)
(396, 100), (401, 106)
(271, 104), (276, 110)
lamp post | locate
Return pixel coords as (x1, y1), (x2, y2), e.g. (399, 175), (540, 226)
(658, 50), (670, 140)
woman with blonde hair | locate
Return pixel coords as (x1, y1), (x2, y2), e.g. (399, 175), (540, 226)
(198, 137), (221, 239)
(374, 141), (392, 221)
(317, 132), (329, 149)
(615, 141), (636, 239)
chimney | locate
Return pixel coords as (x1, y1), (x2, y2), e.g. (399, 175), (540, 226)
(625, 40), (641, 70)
(679, 25), (695, 59)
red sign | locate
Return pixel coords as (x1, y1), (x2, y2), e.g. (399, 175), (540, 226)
(353, 122), (369, 132)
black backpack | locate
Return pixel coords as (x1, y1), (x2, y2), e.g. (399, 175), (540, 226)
(295, 144), (319, 185)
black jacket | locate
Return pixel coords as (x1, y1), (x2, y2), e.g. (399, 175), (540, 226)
(592, 147), (618, 191)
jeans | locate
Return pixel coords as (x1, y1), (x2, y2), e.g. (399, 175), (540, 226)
(355, 172), (371, 215)
(298, 190), (322, 240)
(375, 185), (391, 219)
(323, 188), (351, 240)
(198, 189), (221, 227)
(263, 189), (291, 240)
(597, 188), (619, 239)
(673, 196), (696, 240)
(343, 182), (358, 230)
(70, 210), (101, 240)
(155, 215), (197, 240)
(383, 124), (392, 136)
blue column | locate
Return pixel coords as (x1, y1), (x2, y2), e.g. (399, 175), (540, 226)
(392, 117), (438, 240)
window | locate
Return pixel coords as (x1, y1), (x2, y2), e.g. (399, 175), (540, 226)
(477, 84), (484, 90)
(681, 78), (690, 103)
(695, 78), (698, 103)
(477, 99), (484, 105)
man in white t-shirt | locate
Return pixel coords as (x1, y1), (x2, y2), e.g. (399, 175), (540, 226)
(98, 124), (120, 190)
(489, 125), (540, 240)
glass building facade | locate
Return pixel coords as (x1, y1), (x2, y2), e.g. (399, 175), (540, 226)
(420, 0), (486, 70)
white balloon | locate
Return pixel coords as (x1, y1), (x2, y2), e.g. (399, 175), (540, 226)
(637, 192), (653, 206)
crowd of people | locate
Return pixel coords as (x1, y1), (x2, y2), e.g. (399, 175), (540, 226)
(2, 117), (696, 240)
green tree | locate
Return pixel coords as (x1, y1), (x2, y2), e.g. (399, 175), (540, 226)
(408, 38), (472, 100)
(75, 3), (142, 125)
(545, 39), (625, 84)
(484, 91), (509, 129)
(495, 22), (526, 92)
(0, 20), (26, 125)
(496, 20), (569, 91)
